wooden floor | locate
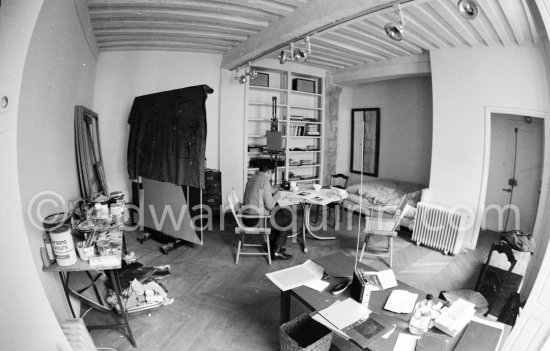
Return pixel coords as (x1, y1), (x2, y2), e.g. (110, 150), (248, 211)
(86, 211), (501, 351)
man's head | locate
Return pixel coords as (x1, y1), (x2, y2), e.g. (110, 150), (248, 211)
(259, 160), (276, 175)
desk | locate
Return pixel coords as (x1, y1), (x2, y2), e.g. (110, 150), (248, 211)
(276, 188), (347, 252)
(43, 228), (136, 348)
(281, 252), (510, 350)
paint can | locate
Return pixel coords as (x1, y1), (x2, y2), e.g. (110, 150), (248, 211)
(49, 223), (77, 266)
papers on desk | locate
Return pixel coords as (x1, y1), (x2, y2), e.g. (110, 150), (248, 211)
(384, 290), (419, 313)
(453, 316), (504, 351)
(265, 260), (324, 291)
(312, 298), (394, 349)
(433, 298), (476, 337)
(393, 333), (419, 351)
(318, 298), (370, 331)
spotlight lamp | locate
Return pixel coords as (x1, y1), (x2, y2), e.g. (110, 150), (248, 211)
(279, 37), (311, 64)
(385, 4), (406, 41)
(234, 62), (258, 84)
(457, 0), (480, 20)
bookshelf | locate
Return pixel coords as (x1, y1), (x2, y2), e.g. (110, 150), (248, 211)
(244, 66), (324, 187)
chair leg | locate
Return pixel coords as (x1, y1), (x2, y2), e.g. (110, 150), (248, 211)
(236, 236), (243, 265)
(388, 237), (393, 268)
(265, 234), (272, 265)
(314, 205), (320, 223)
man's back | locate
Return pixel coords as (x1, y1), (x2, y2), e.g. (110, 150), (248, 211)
(243, 171), (276, 216)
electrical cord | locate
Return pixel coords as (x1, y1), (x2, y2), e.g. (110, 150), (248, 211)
(81, 306), (94, 319)
(503, 127), (519, 232)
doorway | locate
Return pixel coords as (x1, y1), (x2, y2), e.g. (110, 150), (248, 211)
(484, 113), (544, 233)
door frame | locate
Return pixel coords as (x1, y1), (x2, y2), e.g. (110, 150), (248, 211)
(473, 106), (549, 247)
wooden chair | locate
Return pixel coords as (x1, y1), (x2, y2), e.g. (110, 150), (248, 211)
(440, 239), (527, 317)
(227, 189), (272, 265)
(314, 173), (349, 226)
(359, 195), (408, 268)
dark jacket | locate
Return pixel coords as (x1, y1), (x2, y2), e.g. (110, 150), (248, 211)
(127, 84), (213, 188)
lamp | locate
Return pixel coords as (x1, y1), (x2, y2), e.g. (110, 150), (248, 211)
(385, 4), (405, 41)
(279, 37), (311, 64)
(234, 63), (258, 84)
(457, 0), (480, 20)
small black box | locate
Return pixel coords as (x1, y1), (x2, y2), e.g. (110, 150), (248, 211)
(292, 78), (315, 93)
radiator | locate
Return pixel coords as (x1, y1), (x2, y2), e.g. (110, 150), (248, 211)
(60, 318), (97, 351)
(412, 202), (465, 255)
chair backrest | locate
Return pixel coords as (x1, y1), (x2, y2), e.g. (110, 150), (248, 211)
(330, 173), (349, 189)
(391, 195), (409, 231)
(228, 189), (244, 229)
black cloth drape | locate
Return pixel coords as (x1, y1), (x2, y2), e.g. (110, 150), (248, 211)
(127, 84), (213, 188)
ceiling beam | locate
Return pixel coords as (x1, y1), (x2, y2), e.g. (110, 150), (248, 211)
(220, 0), (416, 70)
(331, 53), (431, 85)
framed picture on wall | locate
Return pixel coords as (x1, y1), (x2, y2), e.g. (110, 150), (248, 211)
(350, 108), (380, 177)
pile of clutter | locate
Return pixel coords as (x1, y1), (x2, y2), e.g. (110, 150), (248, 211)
(106, 262), (174, 315)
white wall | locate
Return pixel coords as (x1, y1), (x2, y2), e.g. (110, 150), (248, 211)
(336, 77), (433, 186)
(93, 51), (222, 199)
(0, 0), (71, 349)
(430, 46), (550, 248)
(17, 0), (98, 322)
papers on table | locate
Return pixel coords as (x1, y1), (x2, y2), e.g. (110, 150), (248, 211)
(317, 298), (371, 331)
(265, 259), (324, 291)
(393, 333), (419, 351)
(358, 269), (398, 290)
(303, 279), (330, 292)
(384, 289), (419, 313)
(312, 299), (394, 349)
(433, 298), (476, 337)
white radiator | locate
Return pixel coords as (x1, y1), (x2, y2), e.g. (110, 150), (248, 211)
(60, 318), (97, 351)
(412, 202), (465, 255)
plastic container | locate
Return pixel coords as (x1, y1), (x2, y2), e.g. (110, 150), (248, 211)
(49, 224), (77, 266)
(409, 294), (434, 335)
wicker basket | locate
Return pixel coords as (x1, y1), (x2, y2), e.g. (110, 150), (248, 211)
(280, 314), (333, 351)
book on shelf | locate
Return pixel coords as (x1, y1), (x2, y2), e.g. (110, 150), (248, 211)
(433, 298), (476, 337)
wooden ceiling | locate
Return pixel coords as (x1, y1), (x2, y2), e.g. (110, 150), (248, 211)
(87, 0), (542, 71)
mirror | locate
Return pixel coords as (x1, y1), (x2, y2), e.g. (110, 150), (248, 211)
(350, 108), (380, 177)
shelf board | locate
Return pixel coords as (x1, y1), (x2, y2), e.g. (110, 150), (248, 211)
(291, 90), (322, 97)
(290, 105), (322, 111)
(248, 135), (267, 138)
(250, 86), (287, 93)
(285, 135), (321, 138)
(288, 164), (320, 168)
(249, 102), (288, 107)
(248, 119), (271, 122)
(288, 150), (321, 153)
(287, 120), (321, 124)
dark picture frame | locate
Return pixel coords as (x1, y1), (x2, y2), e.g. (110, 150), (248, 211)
(350, 108), (380, 177)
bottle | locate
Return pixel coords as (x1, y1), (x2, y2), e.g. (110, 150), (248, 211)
(409, 294), (434, 335)
(43, 233), (55, 262)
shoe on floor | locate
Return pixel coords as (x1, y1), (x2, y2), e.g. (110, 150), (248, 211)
(272, 250), (291, 260)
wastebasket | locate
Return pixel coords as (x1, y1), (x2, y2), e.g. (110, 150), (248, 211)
(280, 314), (333, 351)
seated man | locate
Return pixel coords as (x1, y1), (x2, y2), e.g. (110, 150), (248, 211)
(242, 161), (293, 260)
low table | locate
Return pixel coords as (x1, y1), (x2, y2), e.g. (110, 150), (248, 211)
(276, 188), (347, 252)
(280, 252), (510, 350)
(43, 227), (136, 348)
